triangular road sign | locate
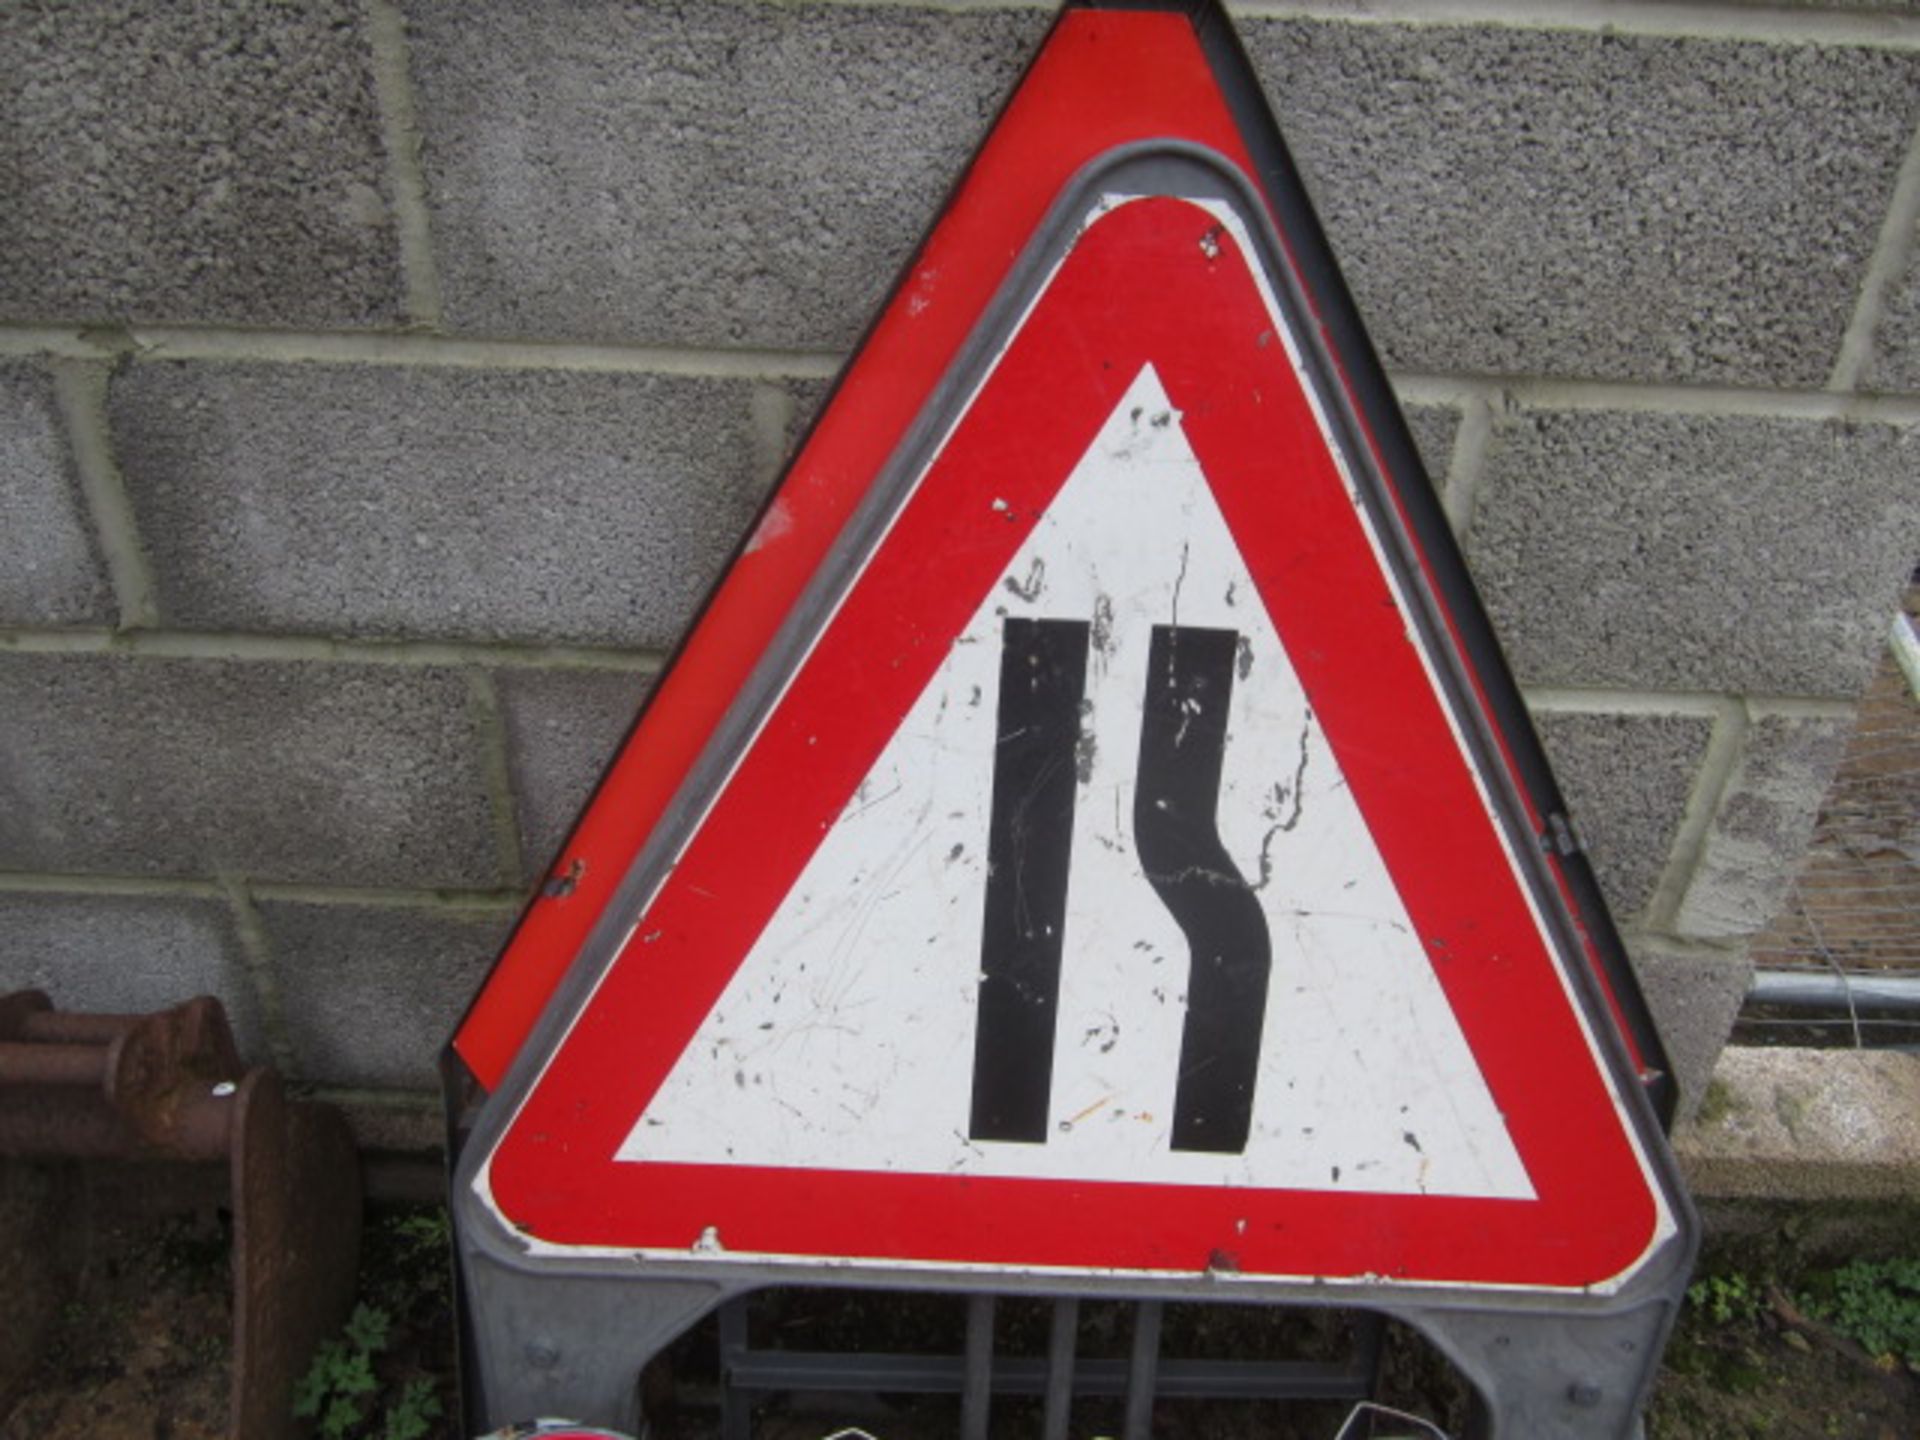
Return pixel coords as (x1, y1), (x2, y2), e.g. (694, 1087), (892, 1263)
(452, 1), (1691, 1302)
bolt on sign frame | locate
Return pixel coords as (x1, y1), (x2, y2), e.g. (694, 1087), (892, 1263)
(443, 2), (1699, 1435)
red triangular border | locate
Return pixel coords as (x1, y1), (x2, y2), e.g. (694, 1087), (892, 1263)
(481, 189), (1663, 1292)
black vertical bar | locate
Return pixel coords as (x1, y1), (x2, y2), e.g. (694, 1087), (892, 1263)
(1123, 1300), (1163, 1440)
(962, 1294), (997, 1440)
(1043, 1297), (1080, 1440)
(971, 617), (1092, 1143)
(718, 1298), (751, 1440)
(1353, 1309), (1386, 1398)
(1463, 1387), (1495, 1440)
(1134, 624), (1273, 1153)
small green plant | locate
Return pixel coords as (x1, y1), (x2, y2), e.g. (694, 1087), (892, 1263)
(293, 1208), (454, 1439)
(381, 1377), (444, 1440)
(293, 1304), (390, 1439)
(294, 1302), (443, 1440)
(1688, 1270), (1764, 1327)
(366, 1209), (453, 1317)
(1799, 1257), (1920, 1367)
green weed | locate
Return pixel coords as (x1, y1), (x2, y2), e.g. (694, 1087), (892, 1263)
(1799, 1257), (1920, 1367)
(1688, 1270), (1764, 1328)
(294, 1304), (394, 1439)
(292, 1312), (375, 1437)
(381, 1378), (444, 1440)
(292, 1207), (453, 1439)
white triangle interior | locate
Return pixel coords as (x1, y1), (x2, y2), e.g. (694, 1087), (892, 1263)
(619, 365), (1533, 1201)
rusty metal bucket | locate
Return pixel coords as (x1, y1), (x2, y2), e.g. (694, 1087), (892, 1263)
(0, 989), (362, 1439)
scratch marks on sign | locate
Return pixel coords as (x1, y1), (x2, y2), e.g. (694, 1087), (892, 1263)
(1090, 593), (1116, 664)
(1252, 712), (1312, 893)
(1278, 714), (1312, 832)
(1076, 705), (1099, 785)
(744, 497), (794, 554)
(1081, 1013), (1121, 1054)
(541, 856), (585, 898)
(1003, 557), (1047, 601)
(1058, 1093), (1113, 1132)
(710, 817), (945, 1124)
(844, 778), (904, 821)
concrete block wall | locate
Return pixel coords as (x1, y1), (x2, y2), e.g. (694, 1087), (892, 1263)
(4, 0), (1919, 1145)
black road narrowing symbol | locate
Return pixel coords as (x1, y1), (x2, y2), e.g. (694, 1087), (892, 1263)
(969, 618), (1273, 1154)
(969, 618), (1089, 1145)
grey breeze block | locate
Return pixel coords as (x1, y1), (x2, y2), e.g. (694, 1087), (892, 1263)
(403, 0), (1050, 347)
(110, 361), (776, 649)
(1532, 708), (1716, 927)
(0, 0), (403, 328)
(0, 652), (500, 889)
(0, 360), (113, 627)
(0, 889), (267, 1061)
(1629, 939), (1754, 1128)
(1242, 18), (1920, 387)
(1397, 403), (1460, 484)
(1467, 409), (1920, 699)
(1676, 709), (1855, 943)
(404, 0), (1920, 389)
(492, 667), (653, 884)
(259, 899), (513, 1089)
(1861, 237), (1920, 395)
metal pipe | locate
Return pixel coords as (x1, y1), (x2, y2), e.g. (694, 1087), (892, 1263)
(1747, 969), (1920, 1011)
(168, 1089), (239, 1160)
(961, 1294), (995, 1440)
(0, 1097), (129, 1155)
(1123, 1302), (1163, 1440)
(719, 1348), (1374, 1400)
(17, 1011), (144, 1044)
(1043, 1298), (1079, 1440)
(717, 1299), (751, 1440)
(0, 1040), (110, 1086)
